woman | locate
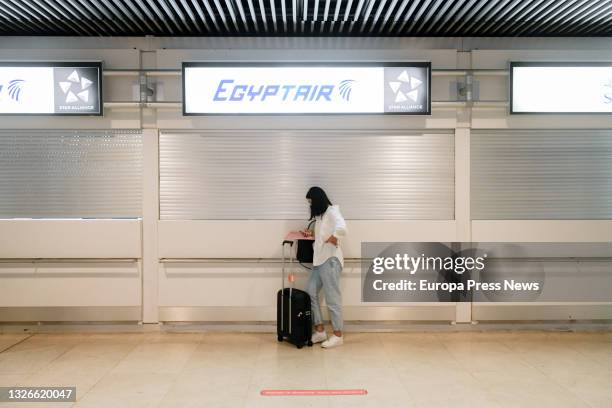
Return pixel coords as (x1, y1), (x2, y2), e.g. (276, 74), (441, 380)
(303, 186), (347, 348)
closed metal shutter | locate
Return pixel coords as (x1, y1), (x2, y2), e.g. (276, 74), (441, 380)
(0, 130), (143, 219)
(472, 129), (612, 220)
(160, 130), (455, 220)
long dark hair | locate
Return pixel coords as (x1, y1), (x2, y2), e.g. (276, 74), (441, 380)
(306, 186), (332, 220)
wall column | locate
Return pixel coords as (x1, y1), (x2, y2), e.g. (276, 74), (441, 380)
(142, 128), (160, 323)
(455, 126), (472, 323)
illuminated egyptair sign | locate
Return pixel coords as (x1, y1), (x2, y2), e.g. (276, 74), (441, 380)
(182, 62), (431, 115)
(511, 62), (612, 114)
(0, 61), (102, 116)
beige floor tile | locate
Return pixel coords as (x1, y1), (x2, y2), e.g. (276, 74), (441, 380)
(246, 395), (330, 408)
(0, 403), (75, 408)
(0, 334), (31, 352)
(395, 362), (475, 389)
(404, 373), (503, 408)
(0, 374), (28, 386)
(73, 372), (175, 408)
(326, 367), (413, 408)
(564, 340), (612, 366)
(442, 340), (534, 373)
(544, 366), (612, 408)
(0, 345), (72, 375)
(248, 365), (327, 391)
(184, 343), (261, 372)
(472, 367), (591, 408)
(85, 333), (145, 343)
(63, 340), (138, 361)
(141, 332), (204, 344)
(0, 331), (610, 408)
(16, 350), (127, 400)
(548, 332), (612, 343)
(110, 342), (198, 374)
(378, 332), (442, 343)
(157, 368), (250, 408)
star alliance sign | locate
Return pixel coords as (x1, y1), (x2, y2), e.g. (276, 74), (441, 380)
(58, 69), (93, 103)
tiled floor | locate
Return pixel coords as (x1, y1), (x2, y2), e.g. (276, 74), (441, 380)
(0, 331), (611, 407)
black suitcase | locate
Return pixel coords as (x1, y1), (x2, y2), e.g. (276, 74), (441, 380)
(277, 240), (313, 349)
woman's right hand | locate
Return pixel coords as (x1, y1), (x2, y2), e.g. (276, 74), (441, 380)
(301, 229), (313, 238)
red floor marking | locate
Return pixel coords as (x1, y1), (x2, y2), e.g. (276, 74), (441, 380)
(261, 389), (367, 396)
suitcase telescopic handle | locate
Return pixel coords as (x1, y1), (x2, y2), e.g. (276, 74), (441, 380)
(281, 240), (294, 290)
(280, 239), (295, 334)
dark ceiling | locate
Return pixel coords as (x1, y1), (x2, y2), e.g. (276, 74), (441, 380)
(1, 0), (611, 37)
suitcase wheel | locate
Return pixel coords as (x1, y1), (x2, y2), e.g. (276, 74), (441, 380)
(277, 334), (283, 342)
(307, 340), (313, 347)
(296, 344), (303, 349)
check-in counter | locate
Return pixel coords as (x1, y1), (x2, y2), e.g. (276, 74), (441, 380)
(0, 219), (142, 321)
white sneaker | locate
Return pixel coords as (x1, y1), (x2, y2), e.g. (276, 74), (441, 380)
(321, 335), (343, 348)
(311, 330), (327, 344)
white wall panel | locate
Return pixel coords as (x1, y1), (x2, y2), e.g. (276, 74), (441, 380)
(158, 220), (459, 259)
(0, 219), (141, 258)
(158, 261), (455, 321)
(0, 261), (140, 307)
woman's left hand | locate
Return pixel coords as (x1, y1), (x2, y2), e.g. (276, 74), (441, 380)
(326, 235), (338, 247)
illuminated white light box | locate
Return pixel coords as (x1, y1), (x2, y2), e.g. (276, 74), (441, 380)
(0, 61), (102, 116)
(511, 62), (612, 114)
(182, 62), (431, 115)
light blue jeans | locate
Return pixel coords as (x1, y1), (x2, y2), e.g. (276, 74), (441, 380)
(306, 256), (343, 331)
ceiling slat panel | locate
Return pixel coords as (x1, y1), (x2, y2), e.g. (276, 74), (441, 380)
(404, 0), (431, 35)
(221, 0), (241, 33)
(451, 0), (492, 36)
(142, 0), (175, 34)
(3, 0), (58, 34)
(487, 0), (539, 35)
(35, 0), (82, 34)
(133, 0), (167, 33)
(93, 0), (133, 35)
(511, 0), (561, 36)
(547, 0), (604, 35)
(441, 0), (479, 35)
(43, 0), (95, 35)
(473, 0), (519, 35)
(565, 0), (612, 35)
(0, 2), (40, 35)
(545, 0), (591, 35)
(498, 0), (548, 35)
(462, 0), (503, 35)
(396, 0), (424, 35)
(423, 0), (455, 35)
(438, 0), (470, 34)
(520, 0), (576, 36)
(0, 0), (610, 36)
(179, 0), (206, 34)
(245, 0), (260, 33)
(157, 0), (187, 34)
(121, 0), (157, 33)
(579, 7), (612, 35)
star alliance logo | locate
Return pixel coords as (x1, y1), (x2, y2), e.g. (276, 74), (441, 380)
(388, 70), (423, 103)
(58, 69), (93, 103)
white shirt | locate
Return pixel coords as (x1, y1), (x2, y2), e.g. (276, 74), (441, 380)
(313, 205), (348, 267)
